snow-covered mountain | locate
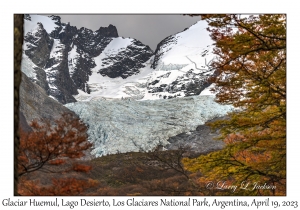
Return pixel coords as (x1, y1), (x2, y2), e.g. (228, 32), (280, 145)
(22, 14), (153, 103)
(75, 20), (216, 101)
(147, 21), (215, 99)
(21, 14), (216, 103)
(20, 15), (233, 157)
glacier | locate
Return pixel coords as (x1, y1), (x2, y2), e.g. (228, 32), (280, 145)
(65, 95), (233, 157)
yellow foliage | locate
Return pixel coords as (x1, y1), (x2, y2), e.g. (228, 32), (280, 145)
(183, 14), (286, 196)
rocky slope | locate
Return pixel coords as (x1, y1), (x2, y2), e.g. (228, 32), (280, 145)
(19, 72), (76, 127)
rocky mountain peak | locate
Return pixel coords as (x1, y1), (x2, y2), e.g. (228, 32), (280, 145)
(36, 22), (44, 30)
(151, 34), (176, 69)
(22, 15), (214, 104)
(58, 24), (77, 45)
(24, 14), (31, 21)
(95, 24), (118, 37)
(24, 22), (53, 68)
(22, 15), (155, 103)
(49, 15), (62, 26)
(78, 27), (93, 34)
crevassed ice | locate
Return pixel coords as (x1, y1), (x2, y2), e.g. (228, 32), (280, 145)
(65, 95), (233, 157)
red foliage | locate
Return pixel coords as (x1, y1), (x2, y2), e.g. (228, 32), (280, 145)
(18, 113), (92, 177)
(18, 177), (99, 196)
(72, 163), (92, 173)
(17, 113), (97, 196)
(49, 159), (66, 165)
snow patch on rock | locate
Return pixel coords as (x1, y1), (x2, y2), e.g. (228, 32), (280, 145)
(21, 53), (37, 79)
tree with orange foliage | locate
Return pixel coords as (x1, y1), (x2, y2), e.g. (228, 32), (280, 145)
(18, 113), (92, 177)
(17, 113), (98, 195)
(183, 14), (286, 195)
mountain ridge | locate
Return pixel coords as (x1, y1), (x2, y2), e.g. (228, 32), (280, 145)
(22, 15), (154, 104)
(22, 14), (216, 104)
(20, 15), (234, 158)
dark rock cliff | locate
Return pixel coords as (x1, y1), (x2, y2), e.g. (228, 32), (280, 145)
(24, 22), (53, 68)
(99, 39), (153, 79)
(19, 72), (75, 123)
(151, 35), (177, 69)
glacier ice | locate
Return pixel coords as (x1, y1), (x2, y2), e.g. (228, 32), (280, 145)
(65, 95), (233, 157)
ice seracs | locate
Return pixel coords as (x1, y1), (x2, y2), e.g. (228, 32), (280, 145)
(65, 95), (233, 157)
